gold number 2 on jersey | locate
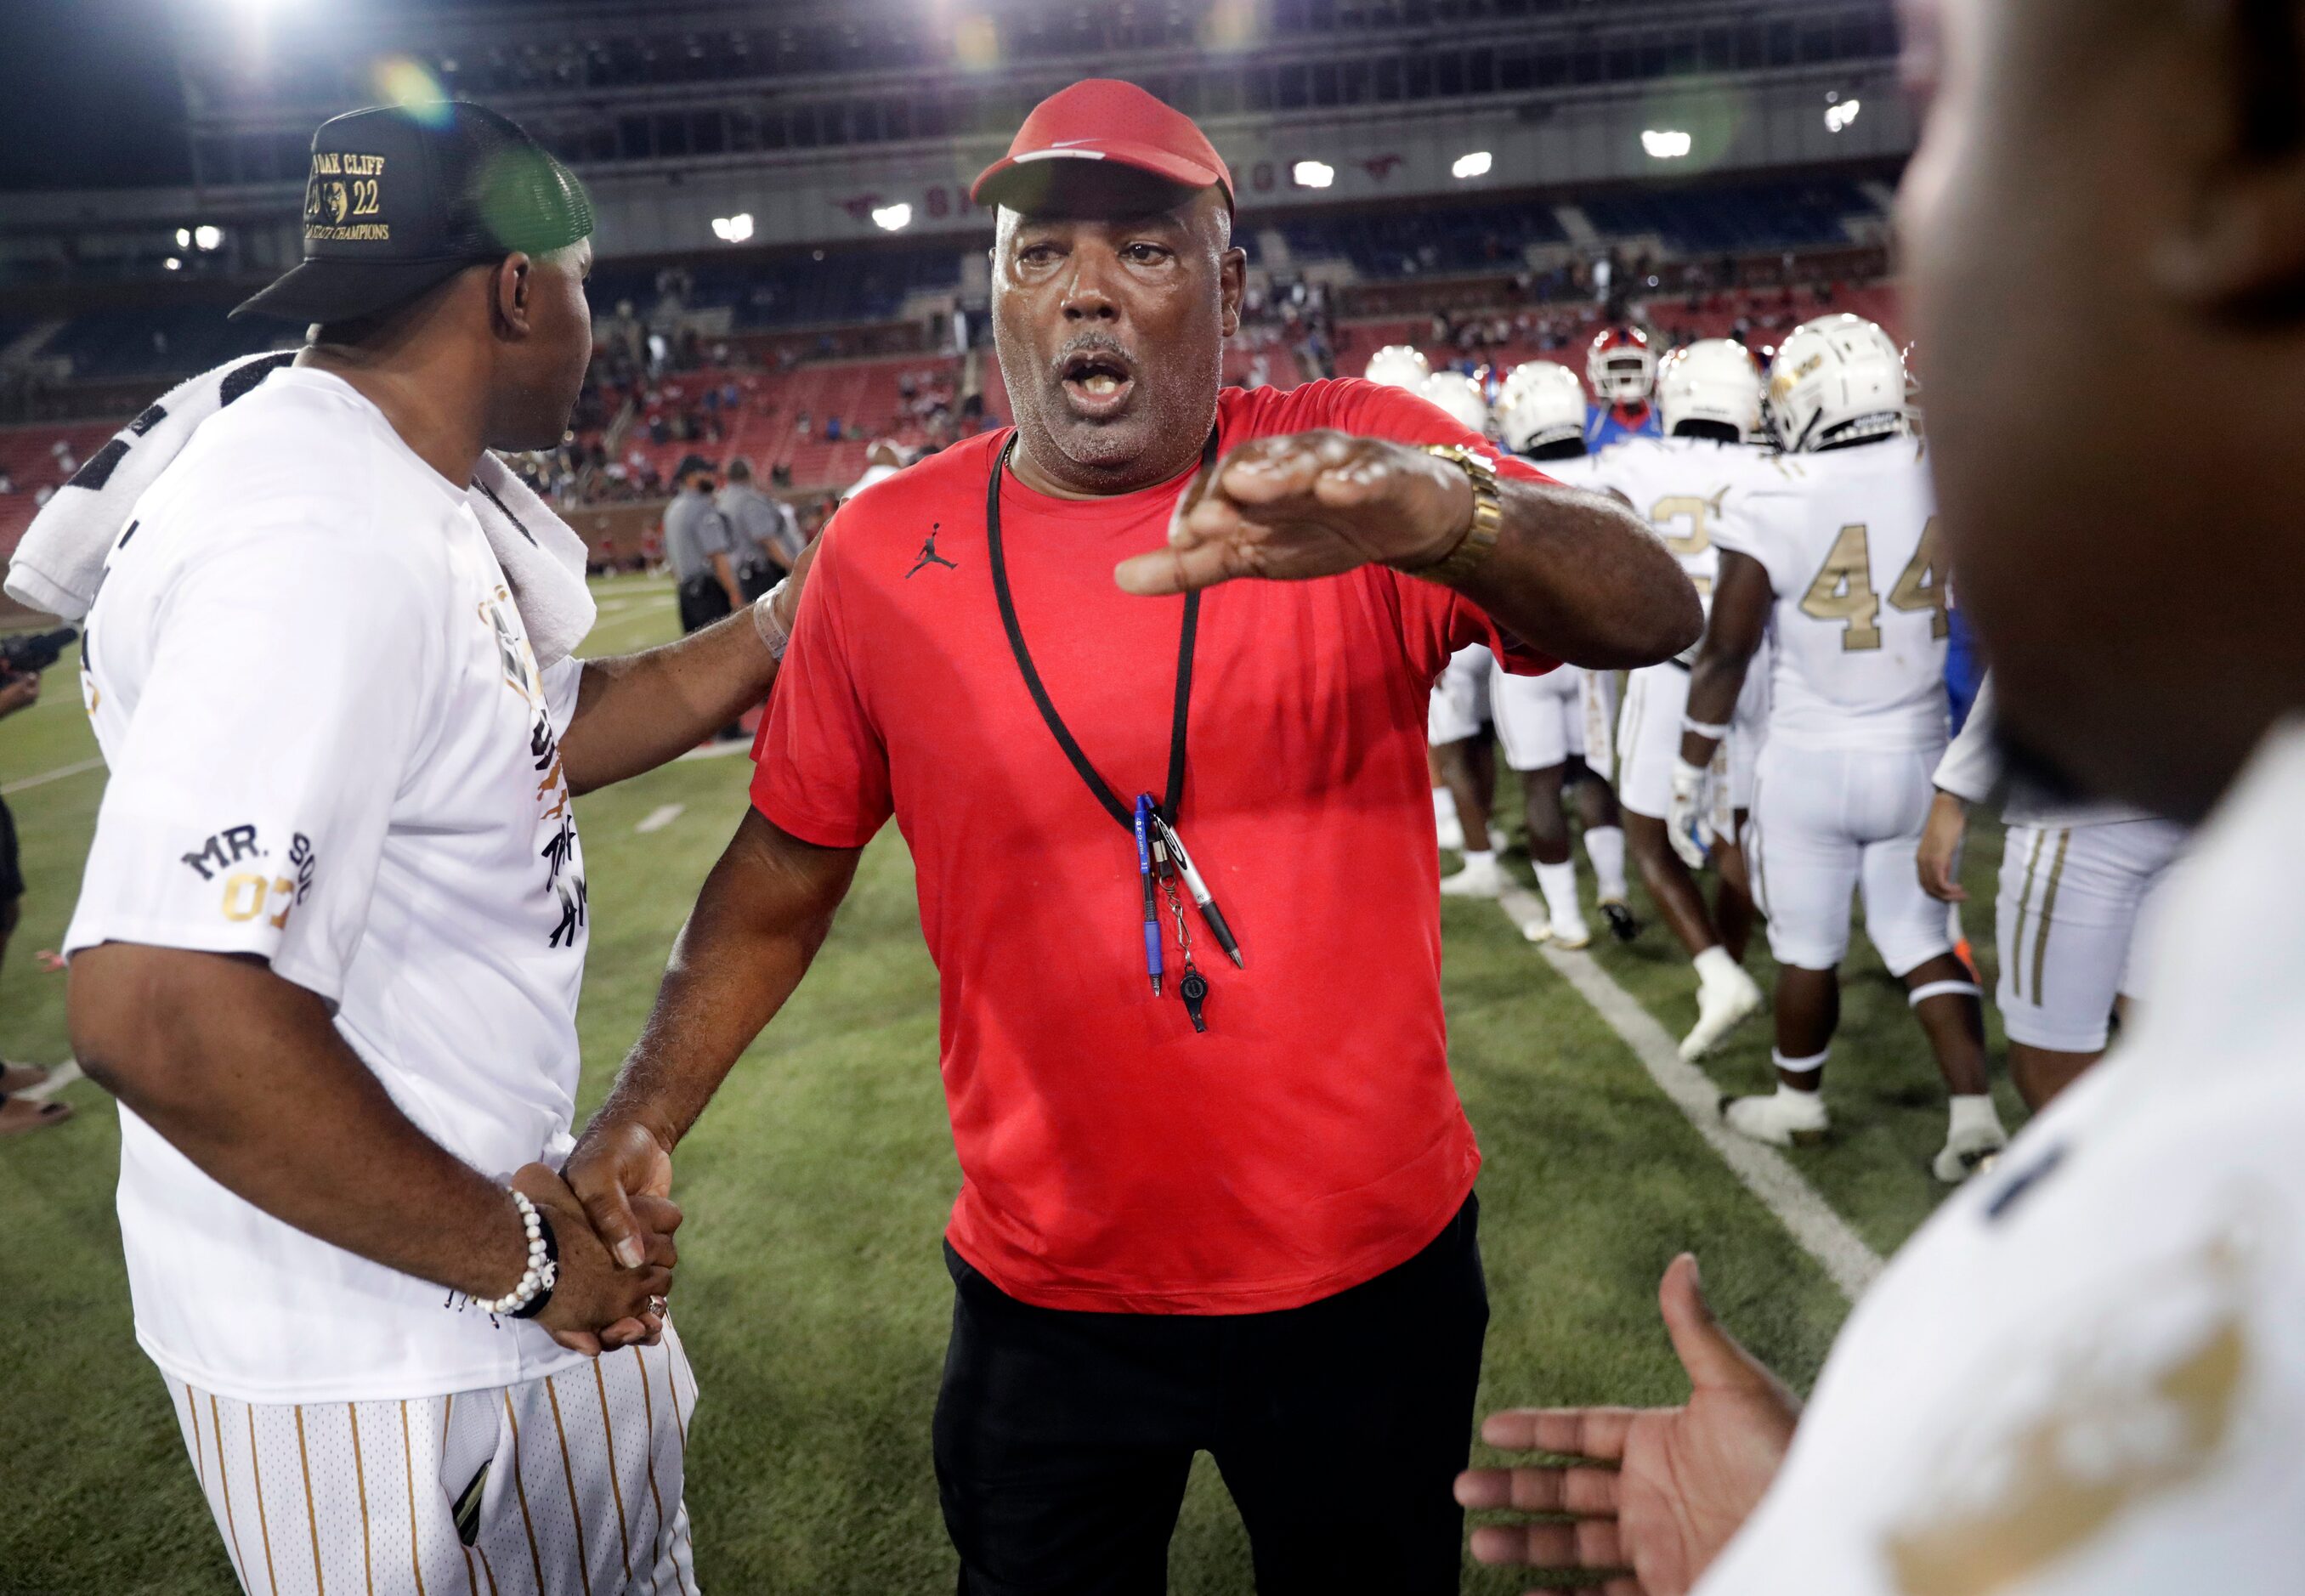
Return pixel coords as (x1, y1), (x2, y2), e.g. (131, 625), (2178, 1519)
(1798, 518), (1947, 651)
(1651, 492), (1725, 597)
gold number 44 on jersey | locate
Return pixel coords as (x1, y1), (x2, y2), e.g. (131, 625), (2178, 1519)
(1798, 518), (1948, 651)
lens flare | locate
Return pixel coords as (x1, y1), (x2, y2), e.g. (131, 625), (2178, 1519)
(371, 55), (451, 125)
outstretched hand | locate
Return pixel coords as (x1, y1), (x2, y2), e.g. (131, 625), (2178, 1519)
(1113, 430), (1475, 597)
(1455, 1255), (1799, 1595)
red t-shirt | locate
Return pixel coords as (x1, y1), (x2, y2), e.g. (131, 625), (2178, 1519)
(753, 378), (1555, 1314)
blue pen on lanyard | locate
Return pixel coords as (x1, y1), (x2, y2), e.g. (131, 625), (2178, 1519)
(1134, 794), (1164, 996)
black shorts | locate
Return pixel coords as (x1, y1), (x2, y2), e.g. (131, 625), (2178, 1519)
(0, 795), (21, 903)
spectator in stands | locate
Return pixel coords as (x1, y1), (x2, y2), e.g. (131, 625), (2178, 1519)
(824, 414), (842, 442)
(0, 656), (68, 1137)
(0, 468), (14, 495)
(718, 458), (804, 597)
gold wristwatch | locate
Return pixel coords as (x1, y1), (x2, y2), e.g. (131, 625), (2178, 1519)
(1402, 444), (1504, 586)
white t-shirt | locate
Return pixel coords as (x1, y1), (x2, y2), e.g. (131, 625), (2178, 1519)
(66, 367), (594, 1405)
(1714, 438), (1950, 752)
(1701, 720), (2305, 1595)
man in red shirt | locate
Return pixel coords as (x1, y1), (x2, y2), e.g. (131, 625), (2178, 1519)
(569, 81), (1698, 1592)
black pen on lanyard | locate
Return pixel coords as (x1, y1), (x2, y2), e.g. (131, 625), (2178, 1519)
(1152, 814), (1244, 969)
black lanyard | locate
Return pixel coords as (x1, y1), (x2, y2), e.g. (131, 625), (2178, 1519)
(983, 429), (1215, 832)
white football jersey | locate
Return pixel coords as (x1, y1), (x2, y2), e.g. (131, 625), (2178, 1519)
(1521, 449), (1594, 488)
(1583, 435), (1784, 613)
(1714, 438), (1949, 751)
(66, 367), (594, 1405)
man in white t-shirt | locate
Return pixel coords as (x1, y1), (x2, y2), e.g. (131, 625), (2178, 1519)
(1458, 0), (2305, 1588)
(59, 105), (805, 1595)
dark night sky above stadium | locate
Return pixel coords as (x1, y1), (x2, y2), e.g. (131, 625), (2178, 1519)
(0, 0), (532, 192)
(0, 0), (192, 191)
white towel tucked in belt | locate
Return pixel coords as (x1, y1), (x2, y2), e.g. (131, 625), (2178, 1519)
(5, 350), (597, 667)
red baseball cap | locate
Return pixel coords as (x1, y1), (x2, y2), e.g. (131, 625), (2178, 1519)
(971, 79), (1233, 212)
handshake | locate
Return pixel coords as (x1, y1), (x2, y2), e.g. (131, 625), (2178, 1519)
(508, 1114), (681, 1355)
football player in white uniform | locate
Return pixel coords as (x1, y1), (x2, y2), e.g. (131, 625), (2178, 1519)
(1364, 348), (1482, 852)
(1417, 371), (1515, 893)
(1676, 316), (2007, 1182)
(1918, 671), (2189, 1109)
(1478, 362), (1637, 945)
(1584, 341), (1779, 1058)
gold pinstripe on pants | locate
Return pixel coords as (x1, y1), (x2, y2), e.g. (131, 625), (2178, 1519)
(347, 1404), (374, 1596)
(543, 1377), (594, 1595)
(399, 1402), (427, 1596)
(186, 1380), (208, 1493)
(592, 1360), (634, 1582)
(2030, 828), (2074, 1004)
(633, 1349), (667, 1596)
(2010, 827), (2047, 1001)
(500, 1391), (547, 1592)
(248, 1404), (282, 1596)
(293, 1406), (328, 1596)
(212, 1394), (252, 1593)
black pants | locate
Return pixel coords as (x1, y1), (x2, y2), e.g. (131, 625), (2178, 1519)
(676, 573), (733, 636)
(933, 1195), (1488, 1596)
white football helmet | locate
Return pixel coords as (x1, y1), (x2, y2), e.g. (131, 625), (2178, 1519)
(1362, 344), (1432, 393)
(1657, 340), (1764, 439)
(1586, 325), (1657, 405)
(1768, 314), (1911, 452)
(1497, 362), (1589, 456)
(1418, 371), (1492, 437)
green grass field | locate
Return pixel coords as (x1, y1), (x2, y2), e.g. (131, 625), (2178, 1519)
(0, 578), (2019, 1594)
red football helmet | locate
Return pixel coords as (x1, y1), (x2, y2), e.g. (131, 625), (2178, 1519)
(1586, 325), (1657, 405)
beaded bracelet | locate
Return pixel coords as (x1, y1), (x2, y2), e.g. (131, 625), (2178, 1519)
(480, 1191), (559, 1319)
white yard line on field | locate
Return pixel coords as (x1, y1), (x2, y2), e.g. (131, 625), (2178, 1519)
(635, 803), (686, 834)
(1501, 897), (1886, 1303)
(2, 755), (105, 795)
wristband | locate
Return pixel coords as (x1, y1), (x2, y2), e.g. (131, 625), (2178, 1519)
(1679, 716), (1731, 742)
(751, 580), (793, 660)
(481, 1190), (559, 1320)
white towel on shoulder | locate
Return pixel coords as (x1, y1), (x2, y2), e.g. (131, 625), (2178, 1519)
(4, 351), (597, 666)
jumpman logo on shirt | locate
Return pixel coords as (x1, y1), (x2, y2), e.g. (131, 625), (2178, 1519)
(906, 524), (960, 579)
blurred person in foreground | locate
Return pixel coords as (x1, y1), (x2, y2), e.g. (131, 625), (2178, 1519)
(1461, 0), (2305, 1588)
(54, 104), (811, 1593)
(0, 651), (67, 1135)
(568, 78), (1696, 1593)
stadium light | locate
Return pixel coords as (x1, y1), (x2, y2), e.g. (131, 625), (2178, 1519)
(711, 212), (755, 243)
(1825, 99), (1863, 133)
(870, 202), (913, 232)
(1451, 150), (1492, 180)
(194, 224), (224, 252)
(175, 227), (191, 248)
(163, 257), (182, 271)
(1291, 160), (1334, 190)
(1641, 129), (1693, 160)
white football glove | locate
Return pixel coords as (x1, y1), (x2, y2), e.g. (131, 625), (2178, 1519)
(1668, 758), (1714, 870)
